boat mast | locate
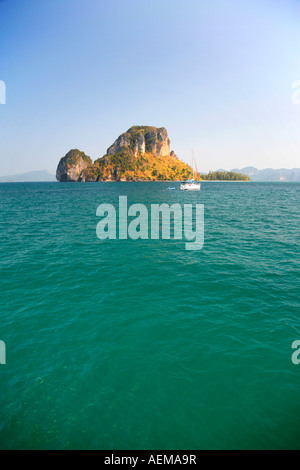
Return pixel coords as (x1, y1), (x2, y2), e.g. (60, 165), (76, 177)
(192, 149), (200, 181)
(192, 149), (195, 181)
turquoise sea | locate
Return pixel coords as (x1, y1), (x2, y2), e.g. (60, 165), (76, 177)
(0, 181), (299, 450)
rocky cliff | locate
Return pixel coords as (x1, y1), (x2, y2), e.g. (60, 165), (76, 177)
(107, 126), (171, 158)
(56, 149), (92, 182)
(56, 126), (192, 182)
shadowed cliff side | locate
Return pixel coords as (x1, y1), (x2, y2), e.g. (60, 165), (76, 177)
(56, 149), (92, 182)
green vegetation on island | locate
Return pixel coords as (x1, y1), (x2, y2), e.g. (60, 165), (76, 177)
(199, 171), (250, 181)
(82, 149), (192, 182)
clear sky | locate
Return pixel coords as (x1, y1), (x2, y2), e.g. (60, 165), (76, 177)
(0, 0), (300, 175)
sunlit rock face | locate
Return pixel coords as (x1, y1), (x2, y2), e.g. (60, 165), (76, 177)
(106, 126), (171, 158)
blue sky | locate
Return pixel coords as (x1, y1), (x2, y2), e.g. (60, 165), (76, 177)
(0, 0), (300, 175)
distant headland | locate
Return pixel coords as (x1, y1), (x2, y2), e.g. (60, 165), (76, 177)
(55, 126), (250, 182)
(0, 170), (56, 183)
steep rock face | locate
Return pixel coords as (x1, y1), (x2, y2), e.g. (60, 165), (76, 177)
(56, 149), (92, 182)
(107, 133), (131, 156)
(106, 126), (170, 158)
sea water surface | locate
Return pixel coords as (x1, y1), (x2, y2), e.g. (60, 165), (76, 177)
(0, 181), (299, 450)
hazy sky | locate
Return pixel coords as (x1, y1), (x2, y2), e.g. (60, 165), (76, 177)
(0, 0), (300, 175)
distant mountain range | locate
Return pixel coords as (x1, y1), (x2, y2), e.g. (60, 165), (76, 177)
(0, 167), (300, 182)
(230, 167), (300, 182)
(0, 171), (56, 182)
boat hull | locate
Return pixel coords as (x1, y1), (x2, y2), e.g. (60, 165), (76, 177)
(180, 183), (201, 191)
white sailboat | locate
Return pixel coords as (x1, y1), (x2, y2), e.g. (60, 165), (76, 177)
(180, 152), (201, 191)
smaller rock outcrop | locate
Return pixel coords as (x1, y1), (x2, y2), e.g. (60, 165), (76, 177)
(56, 149), (92, 182)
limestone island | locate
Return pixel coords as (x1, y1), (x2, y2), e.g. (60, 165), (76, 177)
(56, 126), (250, 182)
